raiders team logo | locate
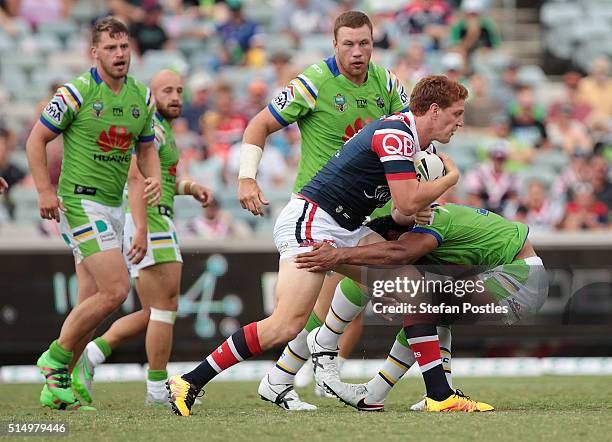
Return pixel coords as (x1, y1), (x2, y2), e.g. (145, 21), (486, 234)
(92, 100), (104, 117)
(375, 95), (385, 108)
(131, 105), (141, 119)
(334, 93), (348, 112)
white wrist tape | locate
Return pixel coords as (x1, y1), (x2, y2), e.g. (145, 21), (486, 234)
(238, 143), (263, 180)
(150, 307), (177, 325)
(177, 180), (193, 195)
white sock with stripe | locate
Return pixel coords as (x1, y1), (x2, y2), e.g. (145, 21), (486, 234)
(315, 280), (368, 350)
(366, 331), (415, 403)
(268, 329), (310, 385)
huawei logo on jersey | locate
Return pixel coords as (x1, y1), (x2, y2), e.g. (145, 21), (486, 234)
(342, 117), (373, 143)
(168, 161), (178, 177)
(96, 125), (133, 153)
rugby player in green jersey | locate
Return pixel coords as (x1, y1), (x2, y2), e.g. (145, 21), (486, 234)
(71, 70), (213, 407)
(237, 10), (411, 409)
(295, 203), (548, 412)
(26, 18), (162, 411)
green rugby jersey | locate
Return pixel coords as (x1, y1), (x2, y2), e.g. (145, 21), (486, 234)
(151, 111), (180, 218)
(40, 67), (155, 207)
(413, 204), (529, 266)
(267, 56), (410, 193)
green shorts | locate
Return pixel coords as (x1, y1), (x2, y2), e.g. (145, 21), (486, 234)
(478, 256), (548, 324)
(123, 211), (182, 278)
(59, 198), (125, 263)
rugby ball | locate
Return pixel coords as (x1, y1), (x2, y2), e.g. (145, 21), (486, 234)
(414, 151), (445, 181)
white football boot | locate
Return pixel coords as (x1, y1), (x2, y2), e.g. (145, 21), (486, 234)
(258, 375), (317, 410)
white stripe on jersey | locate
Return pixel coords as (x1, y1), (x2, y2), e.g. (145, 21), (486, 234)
(146, 87), (152, 106)
(297, 74), (318, 96)
(373, 128), (413, 138)
(380, 154), (411, 162)
(291, 79), (315, 110)
(65, 82), (83, 105)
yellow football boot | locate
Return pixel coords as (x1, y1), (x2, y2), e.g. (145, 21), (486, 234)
(425, 390), (494, 412)
(166, 375), (202, 416)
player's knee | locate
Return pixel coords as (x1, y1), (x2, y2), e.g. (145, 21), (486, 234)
(103, 279), (130, 308)
(277, 320), (305, 343)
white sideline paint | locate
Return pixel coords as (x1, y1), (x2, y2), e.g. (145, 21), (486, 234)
(2, 358), (612, 383)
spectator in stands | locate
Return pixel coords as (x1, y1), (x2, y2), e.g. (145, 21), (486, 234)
(448, 0), (500, 61)
(186, 197), (251, 239)
(0, 0), (19, 35)
(273, 0), (335, 47)
(504, 179), (564, 232)
(397, 0), (453, 50)
(173, 117), (202, 176)
(106, 0), (145, 24)
(507, 84), (549, 149)
(552, 149), (591, 202)
(481, 113), (534, 171)
(590, 154), (612, 213)
(546, 103), (593, 156)
(464, 73), (499, 128)
(440, 51), (470, 85)
(371, 11), (394, 50)
(129, 1), (170, 55)
(464, 143), (518, 214)
(489, 58), (521, 107)
(265, 49), (297, 97)
(217, 0), (260, 65)
(201, 82), (248, 164)
(548, 71), (592, 124)
(15, 0), (73, 30)
(183, 71), (213, 133)
(227, 141), (288, 190)
(561, 181), (608, 230)
(0, 127), (25, 220)
(243, 78), (268, 120)
(394, 42), (430, 92)
(577, 56), (612, 118)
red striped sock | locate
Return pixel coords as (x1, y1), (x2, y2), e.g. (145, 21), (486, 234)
(183, 322), (262, 388)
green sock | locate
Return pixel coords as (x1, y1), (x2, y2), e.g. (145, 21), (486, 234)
(340, 278), (371, 307)
(396, 328), (409, 348)
(49, 340), (73, 365)
(94, 337), (112, 358)
(305, 311), (323, 332)
(147, 369), (168, 382)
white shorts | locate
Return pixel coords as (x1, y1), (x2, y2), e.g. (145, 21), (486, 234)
(59, 198), (125, 264)
(273, 197), (373, 260)
(479, 256), (548, 324)
(123, 212), (183, 278)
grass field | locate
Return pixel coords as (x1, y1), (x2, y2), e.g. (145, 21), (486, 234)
(1, 376), (611, 441)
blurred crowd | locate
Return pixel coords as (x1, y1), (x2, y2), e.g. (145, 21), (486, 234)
(0, 0), (611, 238)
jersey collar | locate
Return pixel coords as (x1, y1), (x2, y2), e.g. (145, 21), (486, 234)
(155, 110), (165, 122)
(90, 67), (128, 85)
(324, 56), (340, 77)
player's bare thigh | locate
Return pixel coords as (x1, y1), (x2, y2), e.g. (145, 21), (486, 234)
(335, 231), (386, 285)
(75, 258), (98, 303)
(135, 262), (182, 311)
(80, 248), (130, 305)
(258, 258), (326, 349)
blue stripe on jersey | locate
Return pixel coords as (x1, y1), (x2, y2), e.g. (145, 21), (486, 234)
(40, 116), (61, 133)
(64, 84), (82, 107)
(90, 67), (102, 85)
(74, 226), (93, 237)
(296, 76), (317, 100)
(401, 107), (409, 113)
(411, 227), (443, 246)
(267, 103), (289, 126)
(155, 111), (165, 122)
(138, 134), (155, 142)
(294, 200), (308, 243)
(325, 56), (340, 77)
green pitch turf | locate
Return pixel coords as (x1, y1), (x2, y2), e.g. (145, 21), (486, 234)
(1, 376), (611, 441)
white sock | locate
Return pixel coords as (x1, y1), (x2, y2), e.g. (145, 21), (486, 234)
(438, 325), (453, 390)
(86, 341), (106, 367)
(315, 281), (367, 350)
(366, 333), (415, 403)
(146, 379), (168, 398)
(268, 329), (310, 385)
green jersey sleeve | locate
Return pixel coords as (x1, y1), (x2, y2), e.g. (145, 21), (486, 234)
(412, 205), (453, 245)
(385, 68), (410, 113)
(40, 77), (88, 134)
(136, 86), (155, 143)
(267, 63), (325, 126)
